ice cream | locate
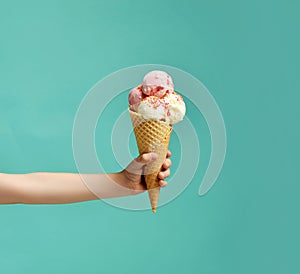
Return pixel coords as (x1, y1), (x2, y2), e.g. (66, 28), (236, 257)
(163, 90), (186, 124)
(142, 70), (174, 98)
(128, 86), (144, 112)
(128, 70), (185, 213)
(128, 71), (186, 124)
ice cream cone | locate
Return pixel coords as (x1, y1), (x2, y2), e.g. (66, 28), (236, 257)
(129, 109), (172, 213)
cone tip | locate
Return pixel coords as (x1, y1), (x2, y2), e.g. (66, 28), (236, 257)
(152, 207), (157, 213)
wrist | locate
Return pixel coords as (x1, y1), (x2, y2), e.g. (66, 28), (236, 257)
(112, 171), (147, 197)
(108, 172), (137, 196)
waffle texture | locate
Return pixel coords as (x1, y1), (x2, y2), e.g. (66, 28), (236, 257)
(129, 109), (172, 212)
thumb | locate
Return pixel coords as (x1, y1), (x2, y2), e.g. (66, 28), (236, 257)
(137, 152), (158, 165)
(126, 152), (158, 175)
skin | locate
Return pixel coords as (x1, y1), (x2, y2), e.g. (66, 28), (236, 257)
(0, 151), (172, 205)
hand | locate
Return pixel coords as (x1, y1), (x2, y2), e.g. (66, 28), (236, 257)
(117, 150), (172, 195)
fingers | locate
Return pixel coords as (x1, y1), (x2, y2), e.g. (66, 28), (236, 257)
(159, 180), (168, 188)
(158, 168), (170, 187)
(158, 150), (172, 188)
(126, 151), (172, 188)
(133, 151), (171, 172)
(158, 169), (170, 180)
(136, 152), (158, 164)
(162, 158), (172, 170)
(126, 153), (158, 174)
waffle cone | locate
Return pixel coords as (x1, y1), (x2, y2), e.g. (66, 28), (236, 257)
(129, 109), (172, 213)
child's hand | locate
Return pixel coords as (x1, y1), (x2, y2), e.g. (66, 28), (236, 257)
(118, 151), (172, 195)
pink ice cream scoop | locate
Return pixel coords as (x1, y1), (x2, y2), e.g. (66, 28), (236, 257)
(142, 70), (174, 98)
(128, 71), (186, 125)
(128, 85), (143, 112)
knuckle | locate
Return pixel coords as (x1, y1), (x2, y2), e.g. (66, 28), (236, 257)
(141, 154), (147, 161)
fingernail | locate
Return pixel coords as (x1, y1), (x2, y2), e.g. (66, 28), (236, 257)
(150, 153), (158, 161)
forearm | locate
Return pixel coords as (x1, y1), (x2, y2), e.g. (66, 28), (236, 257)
(0, 173), (22, 204)
(0, 172), (134, 205)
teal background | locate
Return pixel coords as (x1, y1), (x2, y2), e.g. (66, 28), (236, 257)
(0, 0), (299, 273)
